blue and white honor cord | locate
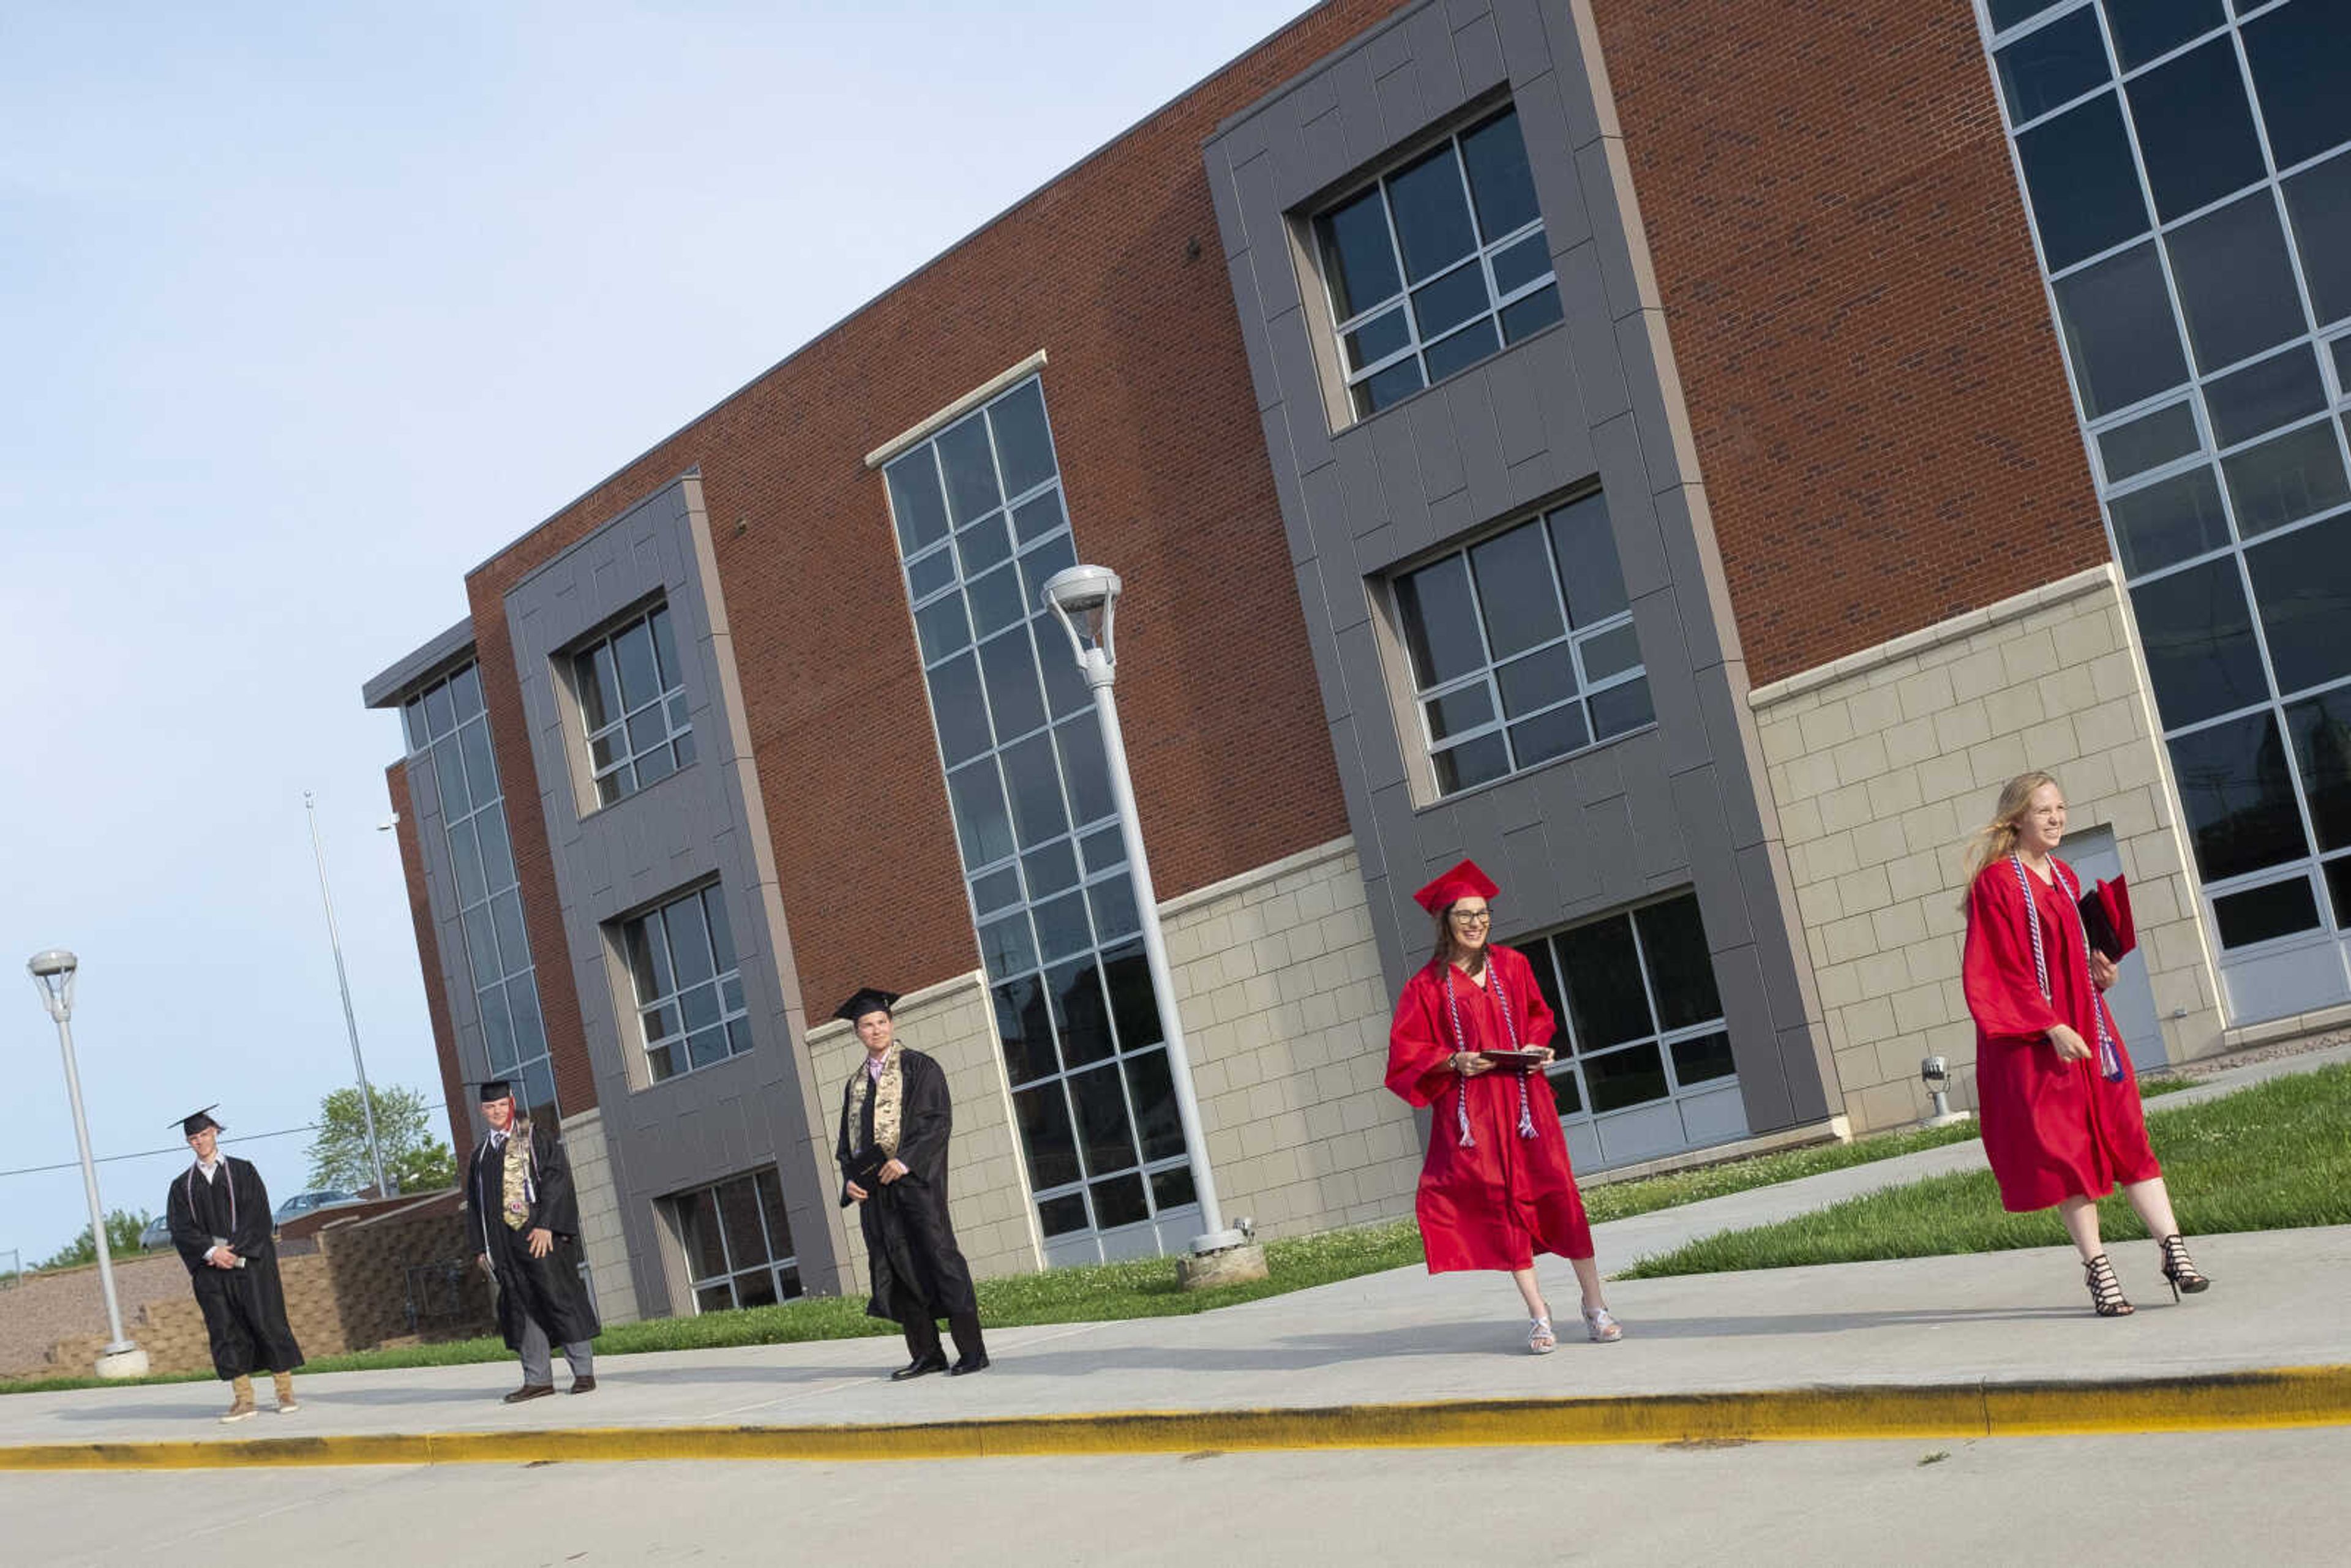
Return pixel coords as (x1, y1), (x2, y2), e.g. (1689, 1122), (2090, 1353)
(1442, 961), (1538, 1146)
(2010, 853), (2123, 1083)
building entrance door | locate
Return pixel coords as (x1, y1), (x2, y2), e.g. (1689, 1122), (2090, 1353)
(2063, 825), (2166, 1069)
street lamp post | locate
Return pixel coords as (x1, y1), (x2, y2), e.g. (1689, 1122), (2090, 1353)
(1040, 564), (1265, 1286)
(306, 792), (390, 1198)
(26, 950), (151, 1379)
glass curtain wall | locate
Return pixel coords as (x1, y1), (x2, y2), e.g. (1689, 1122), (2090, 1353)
(880, 377), (1199, 1265)
(1980, 0), (2351, 1011)
(403, 662), (561, 1125)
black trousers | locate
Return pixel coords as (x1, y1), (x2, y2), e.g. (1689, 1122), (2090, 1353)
(904, 1310), (985, 1362)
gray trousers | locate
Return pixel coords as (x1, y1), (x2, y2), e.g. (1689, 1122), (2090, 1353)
(518, 1311), (594, 1386)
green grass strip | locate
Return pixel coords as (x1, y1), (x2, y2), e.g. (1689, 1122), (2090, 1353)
(1621, 1063), (2351, 1278)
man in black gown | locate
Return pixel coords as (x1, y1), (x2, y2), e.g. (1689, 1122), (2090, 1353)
(465, 1080), (601, 1401)
(835, 988), (988, 1379)
(163, 1107), (304, 1422)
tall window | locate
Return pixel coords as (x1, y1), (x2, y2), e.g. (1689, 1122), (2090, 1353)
(402, 663), (559, 1125)
(881, 377), (1196, 1264)
(1520, 891), (1739, 1163)
(572, 603), (694, 808)
(1980, 1), (2351, 977)
(1393, 491), (1651, 797)
(1313, 105), (1562, 418)
(618, 884), (751, 1084)
(671, 1168), (801, 1311)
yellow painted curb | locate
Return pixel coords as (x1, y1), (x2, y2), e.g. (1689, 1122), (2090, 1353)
(4, 1365), (2346, 1471)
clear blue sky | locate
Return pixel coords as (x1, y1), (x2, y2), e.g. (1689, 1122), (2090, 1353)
(0, 0), (1311, 1266)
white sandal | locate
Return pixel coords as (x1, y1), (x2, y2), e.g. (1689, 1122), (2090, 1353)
(1584, 1305), (1624, 1343)
(1528, 1315), (1557, 1355)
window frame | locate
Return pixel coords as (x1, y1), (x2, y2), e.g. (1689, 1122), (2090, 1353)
(669, 1168), (801, 1313)
(614, 881), (752, 1087)
(567, 600), (696, 811)
(1381, 490), (1653, 803)
(1307, 103), (1562, 422)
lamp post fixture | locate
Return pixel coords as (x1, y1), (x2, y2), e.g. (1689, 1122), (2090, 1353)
(1041, 565), (1262, 1283)
(306, 792), (391, 1198)
(26, 950), (150, 1379)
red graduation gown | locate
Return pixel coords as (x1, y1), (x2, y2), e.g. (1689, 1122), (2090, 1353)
(1386, 943), (1594, 1270)
(1962, 857), (2160, 1212)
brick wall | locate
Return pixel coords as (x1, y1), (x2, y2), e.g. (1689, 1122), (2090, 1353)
(1588, 0), (2110, 686)
(1750, 566), (2225, 1130)
(441, 1), (1422, 1117)
(37, 1196), (493, 1378)
(558, 1106), (640, 1326)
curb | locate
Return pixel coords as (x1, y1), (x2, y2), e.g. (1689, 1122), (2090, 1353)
(4, 1365), (2347, 1470)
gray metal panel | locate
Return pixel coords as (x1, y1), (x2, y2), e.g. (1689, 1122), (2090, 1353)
(1202, 0), (1831, 1141)
(497, 475), (851, 1314)
(362, 619), (477, 710)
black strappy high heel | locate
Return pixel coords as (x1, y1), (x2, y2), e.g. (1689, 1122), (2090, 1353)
(2156, 1234), (2209, 1302)
(2083, 1253), (2134, 1317)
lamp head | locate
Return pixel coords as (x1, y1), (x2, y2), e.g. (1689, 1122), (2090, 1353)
(27, 948), (78, 1021)
(1041, 563), (1124, 680)
(1920, 1054), (1950, 1091)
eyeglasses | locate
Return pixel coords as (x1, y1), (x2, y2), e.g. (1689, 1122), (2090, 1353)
(1449, 909), (1493, 926)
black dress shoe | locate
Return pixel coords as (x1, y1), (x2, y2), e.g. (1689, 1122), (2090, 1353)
(948, 1353), (990, 1376)
(890, 1353), (949, 1382)
(568, 1375), (597, 1394)
(503, 1384), (557, 1404)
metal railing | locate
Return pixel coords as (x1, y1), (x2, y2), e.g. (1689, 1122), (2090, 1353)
(0, 1248), (18, 1288)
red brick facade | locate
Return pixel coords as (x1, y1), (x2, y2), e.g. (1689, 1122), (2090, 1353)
(449, 1), (1408, 1096)
(1591, 0), (2107, 686)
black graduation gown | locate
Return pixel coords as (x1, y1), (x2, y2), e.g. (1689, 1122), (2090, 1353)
(165, 1157), (304, 1380)
(466, 1122), (602, 1351)
(836, 1048), (978, 1323)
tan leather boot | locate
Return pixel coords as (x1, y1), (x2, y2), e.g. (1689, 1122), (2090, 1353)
(220, 1375), (257, 1423)
(272, 1371), (300, 1413)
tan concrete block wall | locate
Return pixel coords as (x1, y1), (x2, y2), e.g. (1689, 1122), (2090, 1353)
(1161, 839), (1425, 1239)
(806, 972), (1042, 1289)
(47, 1250), (348, 1378)
(560, 1106), (640, 1326)
(1750, 564), (2225, 1131)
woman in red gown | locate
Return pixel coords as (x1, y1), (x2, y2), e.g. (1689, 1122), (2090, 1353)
(1386, 859), (1622, 1352)
(1960, 771), (2210, 1316)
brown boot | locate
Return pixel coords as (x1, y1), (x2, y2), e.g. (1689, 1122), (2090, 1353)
(220, 1375), (257, 1423)
(272, 1371), (301, 1414)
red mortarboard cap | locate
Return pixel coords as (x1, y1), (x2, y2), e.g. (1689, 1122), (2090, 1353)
(1412, 858), (1501, 915)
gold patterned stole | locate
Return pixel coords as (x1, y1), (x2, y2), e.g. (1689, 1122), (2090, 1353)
(847, 1045), (905, 1158)
(500, 1119), (534, 1231)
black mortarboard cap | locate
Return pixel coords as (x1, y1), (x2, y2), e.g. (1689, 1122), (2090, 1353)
(833, 988), (901, 1024)
(176, 1105), (222, 1138)
(474, 1079), (515, 1102)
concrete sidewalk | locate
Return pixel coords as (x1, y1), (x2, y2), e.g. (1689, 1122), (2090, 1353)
(1, 1046), (2341, 1466)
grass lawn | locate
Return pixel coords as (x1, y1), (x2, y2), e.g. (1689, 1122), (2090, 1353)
(1621, 1062), (2351, 1278)
(0, 1072), (2238, 1396)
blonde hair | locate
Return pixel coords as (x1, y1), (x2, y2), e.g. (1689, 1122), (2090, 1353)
(1960, 771), (2061, 898)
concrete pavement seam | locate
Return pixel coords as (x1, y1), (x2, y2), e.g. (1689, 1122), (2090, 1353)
(3, 1365), (2344, 1470)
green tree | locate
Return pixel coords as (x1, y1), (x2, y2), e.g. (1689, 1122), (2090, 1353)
(305, 1084), (456, 1195)
(38, 1209), (152, 1270)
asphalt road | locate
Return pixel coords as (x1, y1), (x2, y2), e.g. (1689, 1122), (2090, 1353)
(5, 1426), (2345, 1566)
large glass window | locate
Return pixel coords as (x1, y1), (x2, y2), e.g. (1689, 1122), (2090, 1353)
(882, 377), (1195, 1262)
(1518, 891), (1738, 1148)
(402, 663), (559, 1125)
(671, 1168), (800, 1312)
(1392, 492), (1649, 797)
(618, 884), (751, 1084)
(1311, 107), (1561, 419)
(571, 603), (694, 808)
(1984, 0), (2351, 967)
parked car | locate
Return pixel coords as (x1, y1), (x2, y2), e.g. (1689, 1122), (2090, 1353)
(138, 1214), (173, 1251)
(272, 1190), (363, 1225)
